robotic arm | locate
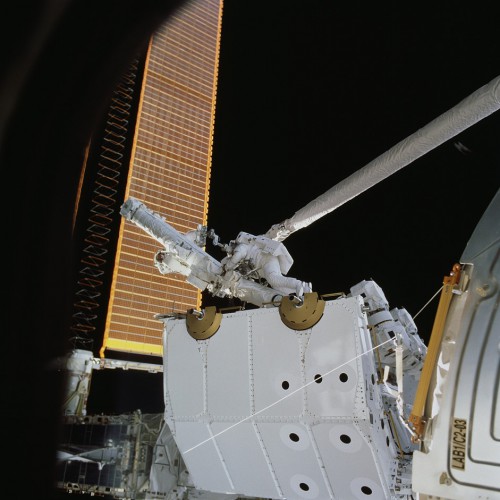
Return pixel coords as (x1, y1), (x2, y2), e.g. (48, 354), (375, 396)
(120, 197), (291, 307)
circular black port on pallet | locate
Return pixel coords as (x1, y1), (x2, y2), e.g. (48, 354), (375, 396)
(340, 434), (351, 444)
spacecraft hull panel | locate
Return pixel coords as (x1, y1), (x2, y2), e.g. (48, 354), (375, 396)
(160, 296), (411, 499)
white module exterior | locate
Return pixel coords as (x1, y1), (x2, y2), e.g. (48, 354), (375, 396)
(160, 296), (413, 499)
(412, 188), (500, 499)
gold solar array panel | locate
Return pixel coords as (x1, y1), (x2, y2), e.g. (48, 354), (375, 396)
(101, 0), (223, 358)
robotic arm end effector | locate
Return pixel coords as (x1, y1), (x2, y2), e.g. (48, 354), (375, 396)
(120, 196), (142, 221)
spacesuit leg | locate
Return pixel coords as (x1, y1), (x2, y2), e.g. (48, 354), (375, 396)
(262, 259), (310, 296)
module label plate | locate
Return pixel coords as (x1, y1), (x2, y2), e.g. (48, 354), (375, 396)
(451, 418), (467, 470)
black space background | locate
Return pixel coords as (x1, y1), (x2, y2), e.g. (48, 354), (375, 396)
(3, 2), (499, 498)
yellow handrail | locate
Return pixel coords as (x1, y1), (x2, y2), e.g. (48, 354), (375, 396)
(409, 263), (461, 439)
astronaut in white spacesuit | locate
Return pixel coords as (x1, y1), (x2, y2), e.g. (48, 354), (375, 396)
(220, 232), (312, 297)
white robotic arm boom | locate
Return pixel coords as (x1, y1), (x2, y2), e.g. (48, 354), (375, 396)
(265, 74), (500, 242)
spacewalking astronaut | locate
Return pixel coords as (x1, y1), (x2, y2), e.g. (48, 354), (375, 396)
(220, 232), (312, 297)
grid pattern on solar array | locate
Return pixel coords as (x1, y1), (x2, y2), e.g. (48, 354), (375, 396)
(103, 0), (222, 357)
